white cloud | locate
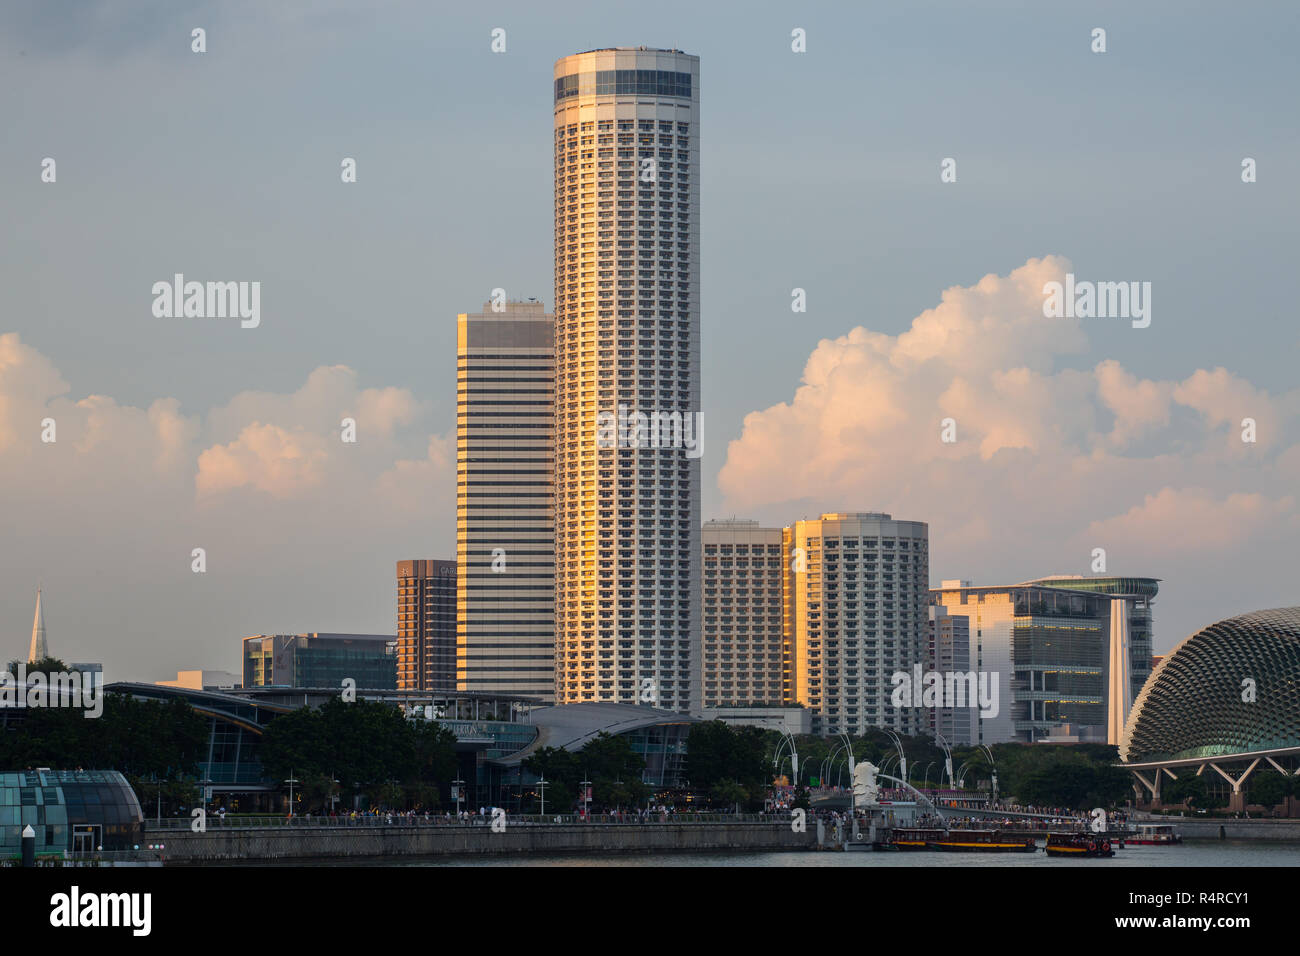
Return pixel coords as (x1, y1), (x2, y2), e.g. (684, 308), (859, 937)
(718, 258), (1300, 646)
(0, 334), (453, 680)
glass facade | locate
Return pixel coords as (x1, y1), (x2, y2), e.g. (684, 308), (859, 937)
(555, 70), (692, 102)
(1027, 576), (1159, 701)
(245, 633), (398, 691)
(0, 770), (143, 857)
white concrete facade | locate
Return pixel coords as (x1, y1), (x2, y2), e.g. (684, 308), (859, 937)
(784, 512), (930, 736)
(700, 706), (812, 736)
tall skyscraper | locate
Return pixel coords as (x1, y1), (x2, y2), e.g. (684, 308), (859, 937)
(396, 559), (456, 691)
(700, 519), (785, 709)
(552, 48), (701, 711)
(784, 513), (930, 736)
(457, 300), (556, 702)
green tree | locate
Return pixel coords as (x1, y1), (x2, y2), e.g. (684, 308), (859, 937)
(1247, 772), (1292, 809)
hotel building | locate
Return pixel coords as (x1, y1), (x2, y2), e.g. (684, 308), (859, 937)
(784, 513), (930, 736)
(552, 48), (701, 711)
(700, 519), (785, 709)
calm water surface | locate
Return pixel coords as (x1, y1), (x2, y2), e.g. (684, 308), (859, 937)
(392, 840), (1299, 867)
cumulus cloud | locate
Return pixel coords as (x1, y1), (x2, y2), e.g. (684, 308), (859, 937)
(0, 334), (454, 680)
(718, 257), (1300, 644)
(196, 422), (329, 498)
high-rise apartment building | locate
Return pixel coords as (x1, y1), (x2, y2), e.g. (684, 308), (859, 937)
(552, 48), (701, 711)
(456, 300), (556, 702)
(700, 519), (785, 709)
(784, 513), (930, 736)
(396, 560), (456, 691)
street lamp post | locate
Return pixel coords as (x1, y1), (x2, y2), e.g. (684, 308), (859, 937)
(980, 745), (998, 804)
(884, 730), (907, 786)
(839, 733), (856, 814)
(452, 777), (464, 818)
(935, 733), (954, 790)
(283, 771), (298, 819)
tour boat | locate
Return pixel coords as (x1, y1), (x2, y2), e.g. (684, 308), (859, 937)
(877, 827), (948, 850)
(1121, 823), (1182, 846)
(1045, 832), (1115, 857)
(927, 829), (1038, 853)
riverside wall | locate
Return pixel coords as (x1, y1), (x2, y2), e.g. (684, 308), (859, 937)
(146, 822), (818, 863)
(1162, 818), (1300, 841)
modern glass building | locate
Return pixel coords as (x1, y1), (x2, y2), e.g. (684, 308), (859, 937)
(0, 770), (143, 857)
(1026, 575), (1159, 702)
(456, 301), (556, 702)
(244, 632), (398, 691)
(931, 577), (1159, 744)
(552, 48), (702, 712)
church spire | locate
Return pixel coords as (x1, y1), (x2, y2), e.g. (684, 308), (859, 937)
(28, 588), (48, 662)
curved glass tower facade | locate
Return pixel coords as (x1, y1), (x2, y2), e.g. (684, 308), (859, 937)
(552, 48), (701, 711)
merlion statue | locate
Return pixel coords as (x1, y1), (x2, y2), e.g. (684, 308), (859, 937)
(853, 761), (880, 806)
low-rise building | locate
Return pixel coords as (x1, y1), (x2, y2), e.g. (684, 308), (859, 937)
(242, 633), (397, 690)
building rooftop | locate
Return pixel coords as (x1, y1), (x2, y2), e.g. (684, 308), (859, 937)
(498, 702), (698, 766)
(575, 46), (686, 54)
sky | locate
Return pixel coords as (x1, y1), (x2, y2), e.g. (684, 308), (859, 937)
(1, 0), (1297, 680)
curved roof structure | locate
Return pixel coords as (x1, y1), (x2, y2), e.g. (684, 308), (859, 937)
(1120, 607), (1300, 763)
(499, 702), (698, 766)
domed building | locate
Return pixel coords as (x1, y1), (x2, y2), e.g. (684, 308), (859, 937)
(1120, 606), (1300, 810)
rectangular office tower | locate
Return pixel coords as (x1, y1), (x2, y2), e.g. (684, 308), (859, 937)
(700, 520), (785, 709)
(784, 513), (930, 736)
(552, 49), (702, 711)
(396, 560), (456, 691)
(456, 301), (556, 702)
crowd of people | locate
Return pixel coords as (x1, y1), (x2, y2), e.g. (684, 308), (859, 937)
(253, 805), (789, 825)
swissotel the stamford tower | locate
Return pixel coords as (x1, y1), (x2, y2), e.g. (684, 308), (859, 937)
(552, 48), (701, 711)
